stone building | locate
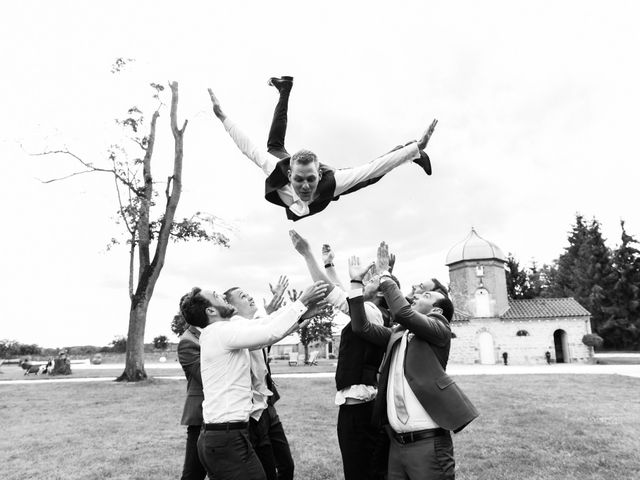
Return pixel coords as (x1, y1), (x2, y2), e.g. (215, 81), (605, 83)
(446, 229), (593, 365)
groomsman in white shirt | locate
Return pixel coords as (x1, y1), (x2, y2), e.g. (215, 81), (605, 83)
(179, 282), (327, 480)
(223, 277), (296, 480)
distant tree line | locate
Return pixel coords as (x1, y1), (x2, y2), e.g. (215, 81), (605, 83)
(506, 214), (640, 351)
(0, 335), (173, 358)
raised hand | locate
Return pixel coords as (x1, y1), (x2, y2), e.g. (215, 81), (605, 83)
(348, 255), (375, 282)
(207, 88), (226, 122)
(270, 275), (289, 297)
(289, 229), (311, 256)
(389, 252), (396, 274)
(264, 275), (289, 314)
(376, 241), (391, 273)
(322, 244), (335, 265)
(298, 281), (329, 307)
(417, 119), (438, 150)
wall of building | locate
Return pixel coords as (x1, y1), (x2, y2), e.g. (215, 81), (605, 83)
(449, 317), (593, 364)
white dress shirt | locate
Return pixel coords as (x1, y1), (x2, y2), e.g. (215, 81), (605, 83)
(387, 331), (440, 433)
(249, 311), (273, 421)
(222, 117), (422, 217)
(200, 300), (306, 424)
(328, 288), (385, 405)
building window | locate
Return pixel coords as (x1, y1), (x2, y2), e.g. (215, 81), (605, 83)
(516, 330), (530, 337)
(476, 265), (484, 277)
(451, 332), (457, 339)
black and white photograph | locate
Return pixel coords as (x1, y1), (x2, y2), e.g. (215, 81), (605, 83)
(1, 2), (639, 479)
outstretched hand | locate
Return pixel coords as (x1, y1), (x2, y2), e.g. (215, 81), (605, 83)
(348, 255), (375, 282)
(376, 241), (391, 273)
(298, 281), (329, 307)
(417, 119), (438, 150)
(289, 230), (311, 256)
(264, 275), (289, 314)
(389, 252), (396, 274)
(322, 244), (335, 265)
(207, 88), (226, 122)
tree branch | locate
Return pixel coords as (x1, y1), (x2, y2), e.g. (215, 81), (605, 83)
(144, 81), (186, 296)
(32, 149), (139, 194)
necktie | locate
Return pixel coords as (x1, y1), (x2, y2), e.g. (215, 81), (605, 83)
(393, 332), (409, 424)
(263, 348), (280, 405)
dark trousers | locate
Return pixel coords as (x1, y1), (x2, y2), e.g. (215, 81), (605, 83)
(250, 406), (295, 480)
(197, 427), (266, 480)
(337, 401), (389, 480)
(267, 89), (291, 160)
(181, 425), (207, 480)
(387, 429), (455, 480)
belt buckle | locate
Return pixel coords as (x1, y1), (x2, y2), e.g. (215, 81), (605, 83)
(396, 432), (411, 445)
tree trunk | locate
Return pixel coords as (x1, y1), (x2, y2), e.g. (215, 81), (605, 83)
(303, 344), (309, 364)
(116, 299), (149, 382)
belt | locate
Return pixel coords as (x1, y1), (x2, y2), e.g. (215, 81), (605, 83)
(392, 427), (447, 445)
(203, 422), (248, 431)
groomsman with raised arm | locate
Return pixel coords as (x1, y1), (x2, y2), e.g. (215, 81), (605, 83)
(348, 243), (478, 480)
(179, 281), (328, 480)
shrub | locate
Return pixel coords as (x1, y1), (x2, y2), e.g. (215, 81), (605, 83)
(582, 333), (604, 348)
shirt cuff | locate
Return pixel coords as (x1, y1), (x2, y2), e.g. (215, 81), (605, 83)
(292, 299), (307, 315)
(348, 289), (363, 299)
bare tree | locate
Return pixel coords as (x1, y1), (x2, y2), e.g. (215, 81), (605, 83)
(35, 61), (229, 381)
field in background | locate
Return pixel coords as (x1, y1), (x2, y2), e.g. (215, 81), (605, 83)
(1, 374), (639, 480)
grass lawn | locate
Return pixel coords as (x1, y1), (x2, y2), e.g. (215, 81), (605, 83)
(1, 374), (639, 480)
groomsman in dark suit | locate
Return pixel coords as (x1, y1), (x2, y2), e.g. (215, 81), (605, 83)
(207, 83), (437, 221)
(177, 324), (207, 480)
(347, 243), (478, 480)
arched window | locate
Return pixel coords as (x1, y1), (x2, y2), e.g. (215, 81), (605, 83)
(516, 330), (530, 337)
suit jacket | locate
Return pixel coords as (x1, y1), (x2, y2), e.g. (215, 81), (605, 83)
(178, 326), (204, 426)
(349, 281), (479, 433)
(264, 159), (384, 221)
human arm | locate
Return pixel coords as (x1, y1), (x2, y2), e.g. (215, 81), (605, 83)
(207, 87), (279, 176)
(322, 244), (345, 290)
(379, 280), (450, 346)
(218, 282), (328, 349)
(177, 335), (202, 386)
(376, 242), (450, 346)
(289, 230), (337, 295)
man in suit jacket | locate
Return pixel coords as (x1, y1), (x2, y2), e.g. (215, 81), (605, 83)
(347, 243), (479, 480)
(177, 325), (207, 480)
(207, 85), (436, 221)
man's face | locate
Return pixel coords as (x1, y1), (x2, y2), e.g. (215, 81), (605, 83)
(411, 279), (436, 296)
(225, 288), (257, 319)
(288, 163), (321, 202)
(201, 290), (237, 319)
(411, 291), (445, 315)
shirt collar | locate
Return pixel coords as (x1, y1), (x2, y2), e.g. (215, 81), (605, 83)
(288, 189), (310, 217)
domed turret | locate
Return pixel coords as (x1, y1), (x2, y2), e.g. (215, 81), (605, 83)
(447, 229), (508, 318)
(446, 228), (506, 266)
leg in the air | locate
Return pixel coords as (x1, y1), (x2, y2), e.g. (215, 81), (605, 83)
(267, 76), (294, 160)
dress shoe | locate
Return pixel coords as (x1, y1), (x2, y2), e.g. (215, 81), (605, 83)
(268, 76), (294, 92)
(414, 150), (432, 175)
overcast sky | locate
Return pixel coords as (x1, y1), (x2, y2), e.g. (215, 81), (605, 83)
(1, 1), (639, 348)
